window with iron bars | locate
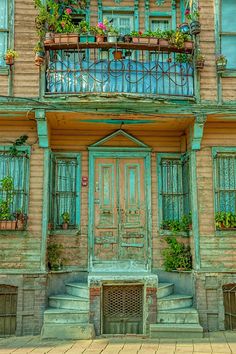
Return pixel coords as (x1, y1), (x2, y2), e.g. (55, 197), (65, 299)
(158, 154), (190, 227)
(0, 149), (30, 222)
(50, 154), (81, 229)
(214, 152), (236, 213)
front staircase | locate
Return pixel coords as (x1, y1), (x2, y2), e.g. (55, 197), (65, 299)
(150, 283), (203, 338)
(41, 282), (95, 340)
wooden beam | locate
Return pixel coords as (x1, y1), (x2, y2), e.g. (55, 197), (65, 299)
(35, 109), (49, 148)
(191, 113), (207, 151)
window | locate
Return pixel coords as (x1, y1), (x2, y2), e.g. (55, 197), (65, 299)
(220, 0), (236, 69)
(104, 13), (134, 35)
(150, 18), (171, 32)
(0, 0), (9, 66)
(158, 154), (190, 225)
(0, 149), (30, 219)
(214, 152), (236, 213)
(50, 154), (81, 229)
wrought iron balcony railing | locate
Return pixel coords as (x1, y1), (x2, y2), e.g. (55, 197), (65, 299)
(45, 43), (194, 98)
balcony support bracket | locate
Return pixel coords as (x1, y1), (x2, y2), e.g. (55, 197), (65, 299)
(191, 113), (207, 151)
(35, 109), (49, 148)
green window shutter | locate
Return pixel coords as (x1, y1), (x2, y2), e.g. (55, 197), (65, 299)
(0, 151), (30, 217)
(51, 154), (81, 229)
(150, 19), (171, 32)
(215, 154), (236, 213)
(221, 0), (236, 69)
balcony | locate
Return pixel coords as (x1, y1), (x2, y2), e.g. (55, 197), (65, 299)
(44, 42), (194, 98)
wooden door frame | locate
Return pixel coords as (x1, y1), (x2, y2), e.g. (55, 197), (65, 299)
(88, 149), (152, 272)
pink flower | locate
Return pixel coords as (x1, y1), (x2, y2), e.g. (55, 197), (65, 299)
(97, 22), (107, 31)
(65, 8), (72, 15)
(185, 8), (190, 16)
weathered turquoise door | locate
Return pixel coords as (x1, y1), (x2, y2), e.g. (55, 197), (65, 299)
(93, 157), (147, 266)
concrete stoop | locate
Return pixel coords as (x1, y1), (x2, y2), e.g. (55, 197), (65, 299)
(150, 282), (203, 339)
(41, 283), (95, 340)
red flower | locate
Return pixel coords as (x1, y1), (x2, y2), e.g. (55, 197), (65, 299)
(65, 8), (72, 15)
(185, 8), (190, 15)
(139, 31), (143, 35)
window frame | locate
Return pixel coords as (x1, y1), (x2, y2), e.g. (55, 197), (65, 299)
(0, 145), (31, 226)
(50, 152), (81, 230)
(219, 0), (236, 71)
(103, 12), (134, 35)
(149, 17), (172, 32)
(0, 0), (14, 71)
(157, 152), (190, 230)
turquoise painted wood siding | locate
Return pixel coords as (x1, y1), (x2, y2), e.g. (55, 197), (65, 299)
(51, 154), (81, 229)
(215, 153), (236, 212)
(0, 151), (29, 215)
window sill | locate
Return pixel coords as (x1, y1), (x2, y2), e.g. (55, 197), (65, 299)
(159, 229), (191, 237)
(49, 229), (80, 236)
(216, 229), (236, 237)
(0, 67), (9, 76)
(221, 70), (236, 78)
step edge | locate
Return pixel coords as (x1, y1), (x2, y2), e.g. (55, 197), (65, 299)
(49, 295), (89, 301)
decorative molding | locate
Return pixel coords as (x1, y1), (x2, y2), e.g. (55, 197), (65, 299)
(155, 0), (165, 5)
(171, 0), (177, 9)
(191, 113), (207, 150)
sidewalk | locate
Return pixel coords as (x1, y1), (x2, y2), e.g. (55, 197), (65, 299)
(1, 331), (236, 354)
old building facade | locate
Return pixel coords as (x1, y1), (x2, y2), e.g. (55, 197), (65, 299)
(0, 0), (236, 338)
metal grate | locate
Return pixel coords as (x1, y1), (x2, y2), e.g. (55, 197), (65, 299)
(45, 49), (194, 97)
(223, 283), (236, 330)
(161, 156), (190, 221)
(215, 154), (236, 213)
(0, 285), (17, 336)
(103, 285), (143, 334)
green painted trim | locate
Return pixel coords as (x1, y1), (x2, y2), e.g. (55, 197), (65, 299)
(0, 68), (9, 75)
(35, 109), (49, 148)
(190, 151), (200, 270)
(145, 1), (150, 31)
(40, 148), (50, 272)
(149, 11), (172, 17)
(157, 153), (181, 229)
(134, 0), (139, 31)
(88, 150), (152, 271)
(98, 0), (102, 22)
(171, 1), (177, 29)
(191, 113), (207, 150)
(89, 129), (151, 149)
(180, 0), (185, 23)
(102, 6), (134, 12)
(221, 70), (236, 77)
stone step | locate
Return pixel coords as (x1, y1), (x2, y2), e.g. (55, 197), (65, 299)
(44, 308), (89, 324)
(157, 307), (199, 324)
(66, 283), (89, 298)
(49, 294), (89, 310)
(157, 283), (174, 299)
(158, 294), (193, 310)
(150, 323), (203, 339)
(41, 323), (95, 340)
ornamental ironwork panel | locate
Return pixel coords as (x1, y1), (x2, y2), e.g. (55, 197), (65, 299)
(0, 286), (17, 336)
(103, 285), (143, 334)
(46, 49), (194, 97)
(223, 284), (236, 330)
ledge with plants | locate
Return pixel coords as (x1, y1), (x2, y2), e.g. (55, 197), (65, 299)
(162, 236), (192, 272)
(160, 213), (192, 237)
(215, 211), (236, 233)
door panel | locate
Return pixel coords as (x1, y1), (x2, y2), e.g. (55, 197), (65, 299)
(94, 157), (147, 263)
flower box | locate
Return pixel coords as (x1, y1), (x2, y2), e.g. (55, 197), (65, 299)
(54, 34), (78, 45)
(184, 41), (194, 50)
(79, 35), (96, 43)
(159, 38), (169, 48)
(0, 221), (17, 230)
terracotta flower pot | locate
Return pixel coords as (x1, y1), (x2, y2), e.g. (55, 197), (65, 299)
(0, 221), (17, 230)
(113, 50), (123, 60)
(96, 35), (105, 43)
(196, 59), (205, 69)
(54, 34), (78, 45)
(159, 38), (169, 48)
(184, 41), (194, 50)
(44, 32), (54, 45)
(5, 56), (14, 65)
(62, 222), (69, 230)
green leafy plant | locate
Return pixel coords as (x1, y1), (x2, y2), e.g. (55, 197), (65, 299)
(5, 49), (18, 60)
(0, 177), (14, 221)
(215, 211), (236, 229)
(176, 53), (193, 64)
(62, 211), (70, 224)
(161, 213), (192, 233)
(9, 135), (28, 157)
(216, 54), (227, 66)
(47, 242), (65, 270)
(162, 236), (192, 271)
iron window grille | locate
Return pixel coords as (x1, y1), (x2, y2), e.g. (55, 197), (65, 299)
(0, 150), (29, 221)
(159, 154), (190, 223)
(50, 154), (81, 229)
(214, 153), (236, 213)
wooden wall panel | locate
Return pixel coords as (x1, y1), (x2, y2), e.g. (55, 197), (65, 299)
(0, 120), (43, 271)
(0, 76), (8, 96)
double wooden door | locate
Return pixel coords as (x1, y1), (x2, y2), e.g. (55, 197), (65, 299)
(93, 157), (148, 264)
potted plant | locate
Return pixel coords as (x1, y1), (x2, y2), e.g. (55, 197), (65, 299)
(178, 22), (190, 34)
(216, 54), (227, 73)
(175, 53), (193, 64)
(185, 7), (201, 35)
(47, 242), (65, 271)
(4, 49), (18, 65)
(0, 176), (16, 230)
(195, 51), (205, 69)
(183, 34), (194, 50)
(61, 211), (70, 230)
(34, 42), (45, 66)
(159, 30), (174, 48)
(95, 21), (107, 43)
(15, 209), (26, 230)
(162, 236), (192, 272)
(215, 211), (236, 230)
(107, 26), (119, 43)
(78, 21), (96, 43)
(113, 50), (123, 60)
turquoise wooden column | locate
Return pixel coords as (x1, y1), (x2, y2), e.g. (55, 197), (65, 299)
(190, 113), (207, 270)
(35, 109), (50, 272)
